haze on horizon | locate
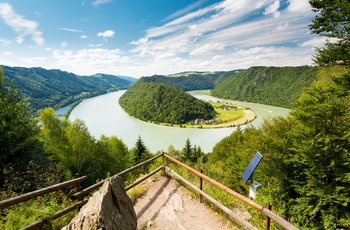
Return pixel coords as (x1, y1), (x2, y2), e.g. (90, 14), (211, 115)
(0, 0), (322, 78)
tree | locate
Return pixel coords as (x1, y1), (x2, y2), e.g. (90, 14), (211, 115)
(309, 0), (350, 65)
(39, 108), (95, 176)
(0, 69), (40, 187)
(93, 135), (131, 180)
(181, 138), (192, 163)
(289, 66), (350, 228)
(132, 135), (150, 164)
(66, 119), (95, 174)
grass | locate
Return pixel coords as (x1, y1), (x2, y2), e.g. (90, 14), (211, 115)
(180, 100), (248, 128)
(211, 101), (245, 123)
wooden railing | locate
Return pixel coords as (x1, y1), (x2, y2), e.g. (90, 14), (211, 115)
(0, 152), (298, 230)
(163, 153), (298, 230)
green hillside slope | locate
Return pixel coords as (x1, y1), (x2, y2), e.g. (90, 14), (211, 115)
(119, 80), (216, 124)
(1, 65), (134, 111)
(211, 66), (318, 108)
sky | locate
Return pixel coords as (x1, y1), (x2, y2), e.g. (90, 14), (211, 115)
(0, 0), (324, 78)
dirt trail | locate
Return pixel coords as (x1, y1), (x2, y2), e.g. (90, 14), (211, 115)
(133, 176), (236, 230)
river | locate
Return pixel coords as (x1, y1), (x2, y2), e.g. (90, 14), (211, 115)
(64, 90), (290, 153)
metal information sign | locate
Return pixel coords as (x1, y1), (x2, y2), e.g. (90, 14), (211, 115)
(242, 152), (263, 183)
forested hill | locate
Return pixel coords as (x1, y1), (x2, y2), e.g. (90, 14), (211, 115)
(1, 65), (135, 111)
(142, 70), (241, 91)
(119, 80), (216, 124)
(211, 66), (318, 109)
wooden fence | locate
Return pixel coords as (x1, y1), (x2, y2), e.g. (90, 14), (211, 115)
(0, 152), (298, 230)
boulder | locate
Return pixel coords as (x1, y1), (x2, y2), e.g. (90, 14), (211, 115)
(62, 176), (137, 230)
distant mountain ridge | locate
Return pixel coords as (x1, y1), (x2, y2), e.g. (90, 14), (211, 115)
(144, 70), (242, 91)
(1, 65), (136, 111)
(211, 66), (318, 109)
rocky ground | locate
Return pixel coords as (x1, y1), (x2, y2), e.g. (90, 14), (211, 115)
(133, 176), (239, 230)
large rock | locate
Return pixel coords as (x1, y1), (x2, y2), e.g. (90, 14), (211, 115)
(62, 176), (137, 230)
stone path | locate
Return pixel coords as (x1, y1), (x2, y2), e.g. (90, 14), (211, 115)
(133, 176), (237, 230)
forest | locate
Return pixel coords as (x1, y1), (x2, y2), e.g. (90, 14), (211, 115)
(118, 80), (216, 124)
(1, 1), (350, 229)
(211, 66), (318, 109)
(2, 66), (134, 111)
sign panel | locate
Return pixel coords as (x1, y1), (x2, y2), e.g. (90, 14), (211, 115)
(242, 152), (263, 183)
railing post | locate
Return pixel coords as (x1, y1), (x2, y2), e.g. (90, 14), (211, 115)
(74, 173), (81, 200)
(162, 152), (166, 176)
(266, 202), (272, 230)
(200, 168), (203, 203)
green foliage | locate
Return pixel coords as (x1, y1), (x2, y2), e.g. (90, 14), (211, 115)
(180, 138), (204, 164)
(0, 191), (75, 230)
(288, 66), (350, 228)
(0, 68), (38, 160)
(1, 65), (133, 111)
(39, 108), (133, 185)
(309, 0), (350, 66)
(132, 135), (152, 165)
(207, 66), (350, 229)
(211, 66), (318, 108)
(119, 81), (216, 124)
(93, 135), (131, 180)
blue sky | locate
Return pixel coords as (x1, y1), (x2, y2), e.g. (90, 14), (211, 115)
(0, 0), (323, 78)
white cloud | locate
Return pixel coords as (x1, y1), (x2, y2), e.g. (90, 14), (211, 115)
(163, 0), (207, 21)
(81, 35), (87, 39)
(287, 0), (311, 13)
(189, 42), (226, 56)
(20, 57), (46, 64)
(264, 0), (281, 18)
(300, 37), (339, 47)
(300, 37), (325, 47)
(91, 0), (112, 6)
(3, 51), (12, 55)
(88, 43), (103, 47)
(52, 48), (130, 75)
(60, 28), (83, 33)
(61, 41), (68, 47)
(97, 30), (115, 41)
(0, 3), (44, 45)
(129, 37), (148, 45)
(188, 24), (197, 30)
(0, 38), (12, 46)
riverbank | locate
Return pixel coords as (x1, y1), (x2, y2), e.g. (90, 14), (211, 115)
(195, 109), (256, 128)
(155, 100), (257, 129)
(160, 109), (256, 129)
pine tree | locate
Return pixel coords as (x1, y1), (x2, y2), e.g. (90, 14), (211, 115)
(181, 138), (192, 163)
(133, 135), (150, 164)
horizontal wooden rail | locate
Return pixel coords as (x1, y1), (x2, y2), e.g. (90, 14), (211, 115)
(0, 176), (87, 209)
(72, 152), (164, 200)
(166, 166), (257, 230)
(20, 199), (88, 230)
(125, 166), (164, 191)
(163, 153), (298, 230)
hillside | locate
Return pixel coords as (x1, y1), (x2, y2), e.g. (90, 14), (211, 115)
(1, 65), (134, 111)
(143, 70), (241, 91)
(118, 80), (216, 124)
(211, 66), (318, 109)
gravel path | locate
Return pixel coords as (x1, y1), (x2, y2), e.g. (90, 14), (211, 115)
(133, 176), (236, 230)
